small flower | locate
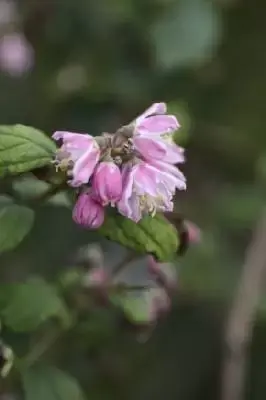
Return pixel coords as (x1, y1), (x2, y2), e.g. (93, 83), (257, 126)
(132, 103), (182, 163)
(73, 191), (104, 229)
(117, 162), (177, 222)
(52, 131), (100, 187)
(92, 161), (122, 205)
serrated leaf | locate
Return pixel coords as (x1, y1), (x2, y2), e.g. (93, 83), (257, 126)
(150, 0), (221, 70)
(0, 278), (71, 332)
(98, 211), (179, 261)
(0, 203), (34, 253)
(22, 364), (86, 400)
(0, 124), (56, 177)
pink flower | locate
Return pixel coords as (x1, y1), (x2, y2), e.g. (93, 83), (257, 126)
(0, 33), (34, 76)
(72, 191), (104, 229)
(117, 162), (178, 222)
(52, 131), (100, 187)
(133, 103), (183, 163)
(92, 161), (122, 205)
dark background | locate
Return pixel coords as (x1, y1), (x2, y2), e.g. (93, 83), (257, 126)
(1, 0), (266, 399)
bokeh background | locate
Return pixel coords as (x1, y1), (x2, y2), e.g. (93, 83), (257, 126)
(1, 0), (266, 399)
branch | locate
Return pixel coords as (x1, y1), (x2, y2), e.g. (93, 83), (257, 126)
(221, 210), (266, 400)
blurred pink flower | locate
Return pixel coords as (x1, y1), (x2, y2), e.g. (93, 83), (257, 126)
(53, 131), (100, 187)
(83, 267), (109, 287)
(92, 161), (122, 205)
(0, 33), (34, 76)
(184, 220), (201, 244)
(72, 191), (104, 229)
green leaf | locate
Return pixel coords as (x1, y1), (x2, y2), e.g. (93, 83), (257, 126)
(0, 124), (56, 177)
(112, 288), (168, 324)
(22, 364), (86, 400)
(12, 176), (71, 207)
(112, 293), (151, 324)
(150, 0), (221, 70)
(0, 202), (34, 253)
(98, 211), (179, 261)
(0, 278), (71, 332)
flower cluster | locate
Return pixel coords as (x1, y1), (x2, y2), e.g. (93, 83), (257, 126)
(52, 103), (186, 229)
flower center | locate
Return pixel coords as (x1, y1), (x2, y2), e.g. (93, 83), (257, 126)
(139, 194), (160, 217)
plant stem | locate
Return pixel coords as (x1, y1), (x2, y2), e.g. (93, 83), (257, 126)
(221, 210), (266, 400)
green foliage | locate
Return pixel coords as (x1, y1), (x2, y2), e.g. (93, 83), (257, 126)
(150, 0), (221, 70)
(98, 211), (179, 261)
(0, 278), (71, 332)
(0, 198), (34, 253)
(0, 125), (56, 177)
(22, 364), (86, 400)
(12, 176), (71, 207)
(112, 292), (152, 324)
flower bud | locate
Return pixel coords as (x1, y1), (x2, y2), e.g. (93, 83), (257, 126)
(92, 161), (122, 205)
(72, 192), (104, 229)
(184, 221), (201, 244)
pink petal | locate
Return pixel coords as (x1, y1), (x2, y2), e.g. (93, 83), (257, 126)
(133, 136), (167, 161)
(138, 103), (167, 121)
(70, 147), (99, 187)
(134, 164), (158, 196)
(137, 115), (179, 136)
(161, 141), (185, 164)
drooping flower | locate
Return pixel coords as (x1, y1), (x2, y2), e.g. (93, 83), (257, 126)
(52, 131), (100, 187)
(132, 103), (183, 163)
(117, 162), (180, 222)
(72, 191), (104, 229)
(92, 161), (122, 205)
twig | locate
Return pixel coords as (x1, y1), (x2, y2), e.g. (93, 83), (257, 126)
(22, 328), (62, 368)
(221, 210), (266, 400)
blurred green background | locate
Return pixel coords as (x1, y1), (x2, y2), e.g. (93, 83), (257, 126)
(1, 0), (266, 399)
